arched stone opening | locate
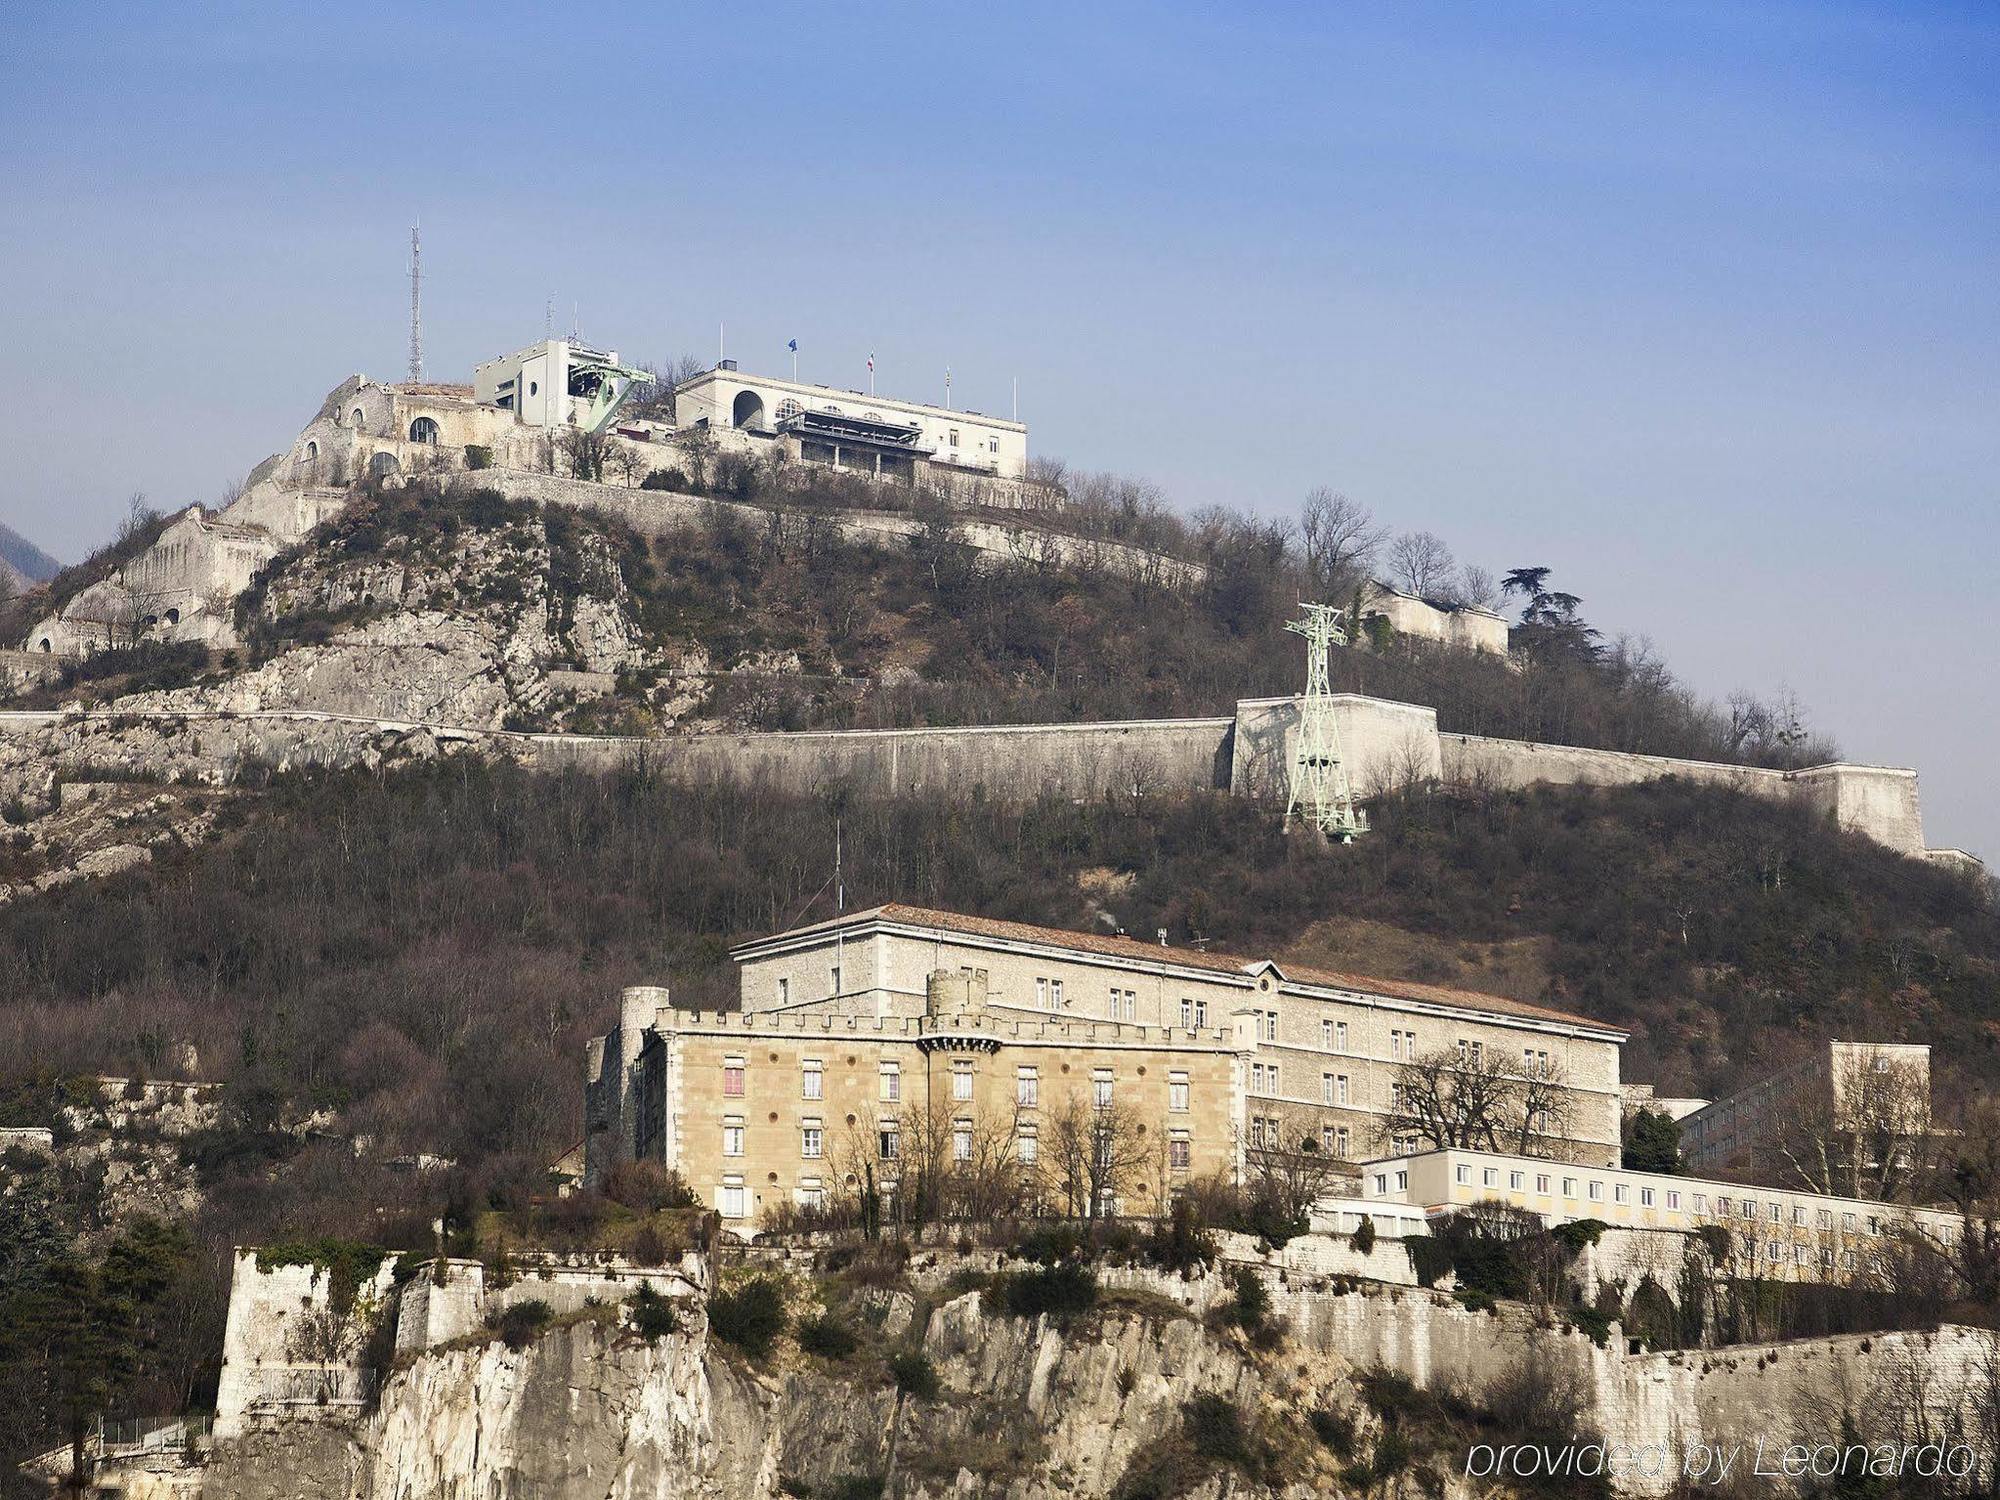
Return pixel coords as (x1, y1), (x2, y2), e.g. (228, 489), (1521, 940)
(409, 417), (440, 444)
(369, 451), (401, 478)
(164, 608), (181, 625)
(305, 440), (319, 463)
(732, 390), (766, 429)
(351, 407), (367, 433)
(38, 638), (52, 653)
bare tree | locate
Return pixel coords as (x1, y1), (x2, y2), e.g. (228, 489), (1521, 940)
(1451, 564), (1499, 609)
(1040, 1095), (1149, 1222)
(1387, 530), (1456, 597)
(626, 355), (706, 423)
(559, 425), (613, 483)
(1298, 488), (1384, 601)
(1245, 1107), (1348, 1231)
(1773, 1047), (1936, 1202)
(1513, 1055), (1576, 1158)
(1383, 1044), (1520, 1153)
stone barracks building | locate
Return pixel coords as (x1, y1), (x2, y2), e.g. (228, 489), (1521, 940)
(583, 904), (1628, 1231)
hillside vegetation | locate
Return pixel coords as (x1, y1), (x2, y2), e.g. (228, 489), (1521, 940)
(39, 473), (1835, 770)
(2, 763), (1992, 1172)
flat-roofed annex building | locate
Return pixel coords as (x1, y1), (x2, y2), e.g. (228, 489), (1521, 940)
(1363, 1146), (1965, 1284)
(584, 904), (1629, 1230)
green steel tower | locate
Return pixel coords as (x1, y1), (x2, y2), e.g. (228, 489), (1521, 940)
(1284, 603), (1368, 842)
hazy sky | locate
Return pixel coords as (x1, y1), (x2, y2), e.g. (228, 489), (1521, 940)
(3, 2), (1994, 861)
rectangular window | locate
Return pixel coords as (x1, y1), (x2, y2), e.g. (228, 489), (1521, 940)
(722, 1057), (745, 1097)
(1615, 1184), (1630, 1205)
(1483, 1167), (1499, 1188)
(1092, 1068), (1113, 1109)
(1249, 1117), (1266, 1149)
(1693, 1193), (1706, 1212)
(1374, 1174), (1388, 1195)
(720, 1178), (745, 1219)
(1194, 999), (1208, 1029)
(1769, 1202), (1783, 1223)
(798, 1176), (824, 1210)
(1717, 1196), (1732, 1216)
(1169, 1133), (1190, 1170)
(1051, 979), (1064, 1010)
(1641, 1186), (1657, 1207)
(1018, 1130), (1038, 1164)
(1322, 1072), (1335, 1105)
(951, 1063), (974, 1102)
(1336, 1074), (1349, 1104)
(778, 976), (790, 1005)
(1396, 1170), (1408, 1192)
(1036, 978), (1049, 1010)
(1168, 1071), (1189, 1112)
(1588, 1180), (1604, 1202)
(829, 964), (841, 995)
(1509, 1171), (1524, 1191)
(1666, 1190), (1680, 1210)
(1335, 1127), (1350, 1158)
(1321, 1125), (1338, 1154)
(880, 1062), (901, 1102)
(1108, 987), (1136, 1021)
(1337, 1021), (1349, 1051)
(801, 1121), (823, 1158)
(1818, 1209), (1833, 1230)
(952, 1121), (972, 1162)
(1251, 1062), (1265, 1093)
(1768, 1241), (1782, 1262)
(878, 1123), (899, 1161)
(1535, 1174), (1550, 1194)
(1562, 1177), (1577, 1198)
(1266, 1063), (1279, 1096)
(722, 1118), (745, 1157)
(1322, 1018), (1334, 1049)
(1741, 1201), (1757, 1221)
(1017, 1066), (1039, 1107)
(1261, 1010), (1279, 1042)
(1842, 1212), (1857, 1231)
(1180, 998), (1193, 1029)
(802, 1059), (823, 1100)
(1456, 1164), (1472, 1185)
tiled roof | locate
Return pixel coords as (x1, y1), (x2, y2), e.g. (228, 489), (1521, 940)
(741, 903), (1622, 1035)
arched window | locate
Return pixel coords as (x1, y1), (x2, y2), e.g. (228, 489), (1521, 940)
(351, 407), (367, 433)
(408, 416), (440, 444)
(38, 638), (52, 653)
(304, 439), (319, 462)
(863, 412), (882, 424)
(821, 403), (842, 414)
(369, 451), (401, 478)
(776, 399), (802, 422)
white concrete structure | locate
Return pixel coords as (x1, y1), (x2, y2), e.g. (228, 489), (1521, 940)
(1357, 580), (1509, 656)
(672, 363), (1029, 481)
(472, 339), (650, 432)
(1360, 1145), (1964, 1282)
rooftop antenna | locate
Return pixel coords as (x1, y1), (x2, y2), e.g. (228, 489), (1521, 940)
(571, 301), (580, 344)
(1284, 602), (1368, 843)
(407, 222), (423, 384)
(544, 294), (554, 340)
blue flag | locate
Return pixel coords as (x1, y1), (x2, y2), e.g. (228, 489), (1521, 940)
(788, 338), (798, 352)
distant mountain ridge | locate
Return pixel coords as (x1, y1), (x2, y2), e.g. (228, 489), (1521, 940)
(0, 521), (60, 586)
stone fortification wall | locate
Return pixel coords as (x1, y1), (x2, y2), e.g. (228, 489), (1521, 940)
(1230, 693), (1444, 801)
(0, 694), (1960, 865)
(394, 1254), (705, 1355)
(213, 1250), (404, 1439)
(466, 467), (1206, 588)
(537, 714), (1236, 802)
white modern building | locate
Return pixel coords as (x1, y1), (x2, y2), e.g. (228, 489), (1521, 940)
(472, 339), (652, 432)
(671, 364), (1029, 482)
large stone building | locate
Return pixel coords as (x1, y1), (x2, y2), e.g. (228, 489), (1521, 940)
(1679, 1041), (1933, 1183)
(584, 903), (1629, 1230)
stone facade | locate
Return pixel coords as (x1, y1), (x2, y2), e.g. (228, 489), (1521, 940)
(584, 904), (1629, 1225)
(1356, 579), (1509, 656)
(1680, 1041), (1933, 1178)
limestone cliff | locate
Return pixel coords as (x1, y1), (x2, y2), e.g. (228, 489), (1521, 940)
(203, 1288), (1402, 1500)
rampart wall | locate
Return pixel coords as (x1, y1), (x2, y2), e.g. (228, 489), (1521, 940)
(469, 467), (1206, 587)
(0, 691), (1970, 866)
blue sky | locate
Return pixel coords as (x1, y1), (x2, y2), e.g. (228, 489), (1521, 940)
(3, 1), (1995, 860)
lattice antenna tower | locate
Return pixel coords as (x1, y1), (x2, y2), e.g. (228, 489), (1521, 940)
(407, 222), (424, 384)
(1284, 602), (1368, 842)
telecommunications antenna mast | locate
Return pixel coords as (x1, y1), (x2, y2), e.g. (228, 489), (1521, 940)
(1284, 602), (1368, 843)
(407, 222), (424, 384)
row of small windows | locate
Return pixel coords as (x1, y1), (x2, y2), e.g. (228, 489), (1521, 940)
(722, 1055), (1193, 1113)
(1442, 1161), (1891, 1236)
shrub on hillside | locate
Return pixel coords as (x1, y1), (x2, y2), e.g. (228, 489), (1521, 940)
(996, 1262), (1097, 1321)
(708, 1276), (787, 1359)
